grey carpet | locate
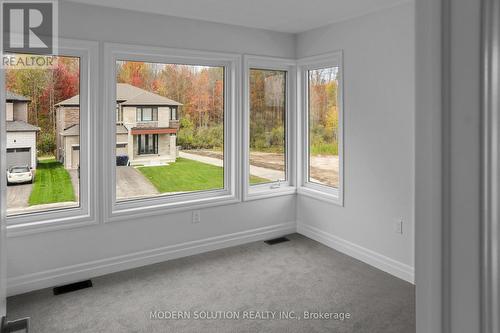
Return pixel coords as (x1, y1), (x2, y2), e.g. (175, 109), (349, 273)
(7, 234), (415, 333)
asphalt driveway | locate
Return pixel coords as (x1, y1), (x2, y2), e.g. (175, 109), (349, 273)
(7, 183), (32, 210)
(116, 166), (159, 200)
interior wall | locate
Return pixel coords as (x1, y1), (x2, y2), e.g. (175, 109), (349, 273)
(295, 2), (415, 280)
(6, 2), (297, 296)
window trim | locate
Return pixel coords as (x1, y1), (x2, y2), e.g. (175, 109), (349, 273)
(5, 38), (100, 236)
(297, 51), (344, 206)
(242, 55), (297, 201)
(103, 43), (241, 222)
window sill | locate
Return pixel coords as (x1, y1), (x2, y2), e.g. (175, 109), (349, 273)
(297, 186), (343, 206)
(107, 191), (240, 223)
(244, 185), (296, 201)
(6, 208), (98, 237)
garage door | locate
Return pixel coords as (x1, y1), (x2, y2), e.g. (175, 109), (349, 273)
(6, 148), (31, 168)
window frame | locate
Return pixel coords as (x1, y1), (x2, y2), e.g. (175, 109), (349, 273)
(103, 43), (241, 222)
(136, 106), (158, 122)
(297, 51), (344, 206)
(242, 55), (297, 201)
(4, 38), (100, 236)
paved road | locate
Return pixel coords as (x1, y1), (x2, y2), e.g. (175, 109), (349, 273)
(179, 151), (285, 181)
(116, 166), (159, 200)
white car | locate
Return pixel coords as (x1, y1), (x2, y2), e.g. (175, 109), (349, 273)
(7, 166), (34, 185)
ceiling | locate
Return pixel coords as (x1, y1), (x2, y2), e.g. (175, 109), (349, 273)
(65, 0), (409, 33)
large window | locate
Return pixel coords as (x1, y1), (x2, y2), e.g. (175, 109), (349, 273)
(114, 60), (225, 202)
(5, 55), (81, 216)
(299, 52), (343, 204)
(249, 69), (286, 186)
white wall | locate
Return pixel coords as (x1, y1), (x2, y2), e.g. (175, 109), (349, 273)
(446, 0), (481, 331)
(6, 2), (297, 295)
(296, 2), (415, 281)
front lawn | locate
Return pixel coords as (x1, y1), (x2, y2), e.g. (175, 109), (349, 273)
(138, 158), (270, 193)
(29, 159), (76, 206)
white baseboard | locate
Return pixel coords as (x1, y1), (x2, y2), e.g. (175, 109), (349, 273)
(7, 222), (296, 297)
(297, 222), (415, 284)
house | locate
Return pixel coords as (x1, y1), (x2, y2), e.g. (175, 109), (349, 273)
(55, 83), (182, 169)
(6, 91), (39, 169)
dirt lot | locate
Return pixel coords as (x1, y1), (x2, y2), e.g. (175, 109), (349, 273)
(185, 150), (339, 187)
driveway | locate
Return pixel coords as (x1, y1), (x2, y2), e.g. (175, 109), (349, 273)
(116, 166), (159, 200)
(179, 151), (285, 181)
(7, 183), (32, 210)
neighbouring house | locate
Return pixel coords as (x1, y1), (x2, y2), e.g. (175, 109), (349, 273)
(55, 83), (181, 169)
(6, 91), (39, 169)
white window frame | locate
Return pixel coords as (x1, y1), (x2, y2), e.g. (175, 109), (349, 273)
(242, 55), (296, 201)
(5, 38), (99, 236)
(297, 51), (344, 206)
(103, 43), (241, 223)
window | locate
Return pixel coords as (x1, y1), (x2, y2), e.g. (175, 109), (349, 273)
(308, 67), (340, 188)
(170, 107), (177, 120)
(5, 54), (81, 216)
(299, 52), (343, 205)
(249, 69), (286, 185)
(104, 43), (238, 221)
(2, 39), (98, 232)
(136, 107), (158, 122)
(243, 56), (296, 200)
(137, 134), (158, 155)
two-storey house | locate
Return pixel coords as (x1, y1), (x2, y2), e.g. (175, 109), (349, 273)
(55, 83), (181, 169)
(6, 91), (39, 169)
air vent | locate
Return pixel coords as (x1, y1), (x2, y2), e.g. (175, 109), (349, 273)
(264, 237), (290, 245)
(53, 280), (93, 295)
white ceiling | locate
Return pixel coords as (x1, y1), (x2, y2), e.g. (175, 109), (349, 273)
(65, 0), (409, 33)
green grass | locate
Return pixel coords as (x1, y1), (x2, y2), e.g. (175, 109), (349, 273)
(250, 175), (272, 185)
(29, 159), (76, 206)
(138, 158), (224, 193)
(138, 158), (271, 193)
(310, 143), (338, 156)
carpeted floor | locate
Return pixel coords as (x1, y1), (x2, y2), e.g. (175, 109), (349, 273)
(7, 234), (415, 333)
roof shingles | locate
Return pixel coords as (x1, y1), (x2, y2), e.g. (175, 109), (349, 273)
(56, 83), (182, 106)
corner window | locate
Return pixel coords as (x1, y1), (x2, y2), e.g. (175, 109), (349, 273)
(243, 56), (296, 200)
(299, 51), (343, 205)
(308, 67), (340, 189)
(249, 69), (286, 185)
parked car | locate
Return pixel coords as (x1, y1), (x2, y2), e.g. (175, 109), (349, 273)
(6, 166), (34, 185)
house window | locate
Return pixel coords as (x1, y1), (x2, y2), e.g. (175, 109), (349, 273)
(299, 51), (343, 205)
(137, 134), (158, 155)
(170, 107), (177, 120)
(249, 69), (286, 185)
(4, 54), (82, 217)
(136, 107), (158, 122)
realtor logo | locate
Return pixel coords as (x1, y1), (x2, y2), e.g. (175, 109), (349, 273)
(2, 0), (58, 54)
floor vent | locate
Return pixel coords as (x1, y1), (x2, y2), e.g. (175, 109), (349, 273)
(264, 237), (290, 245)
(53, 280), (93, 295)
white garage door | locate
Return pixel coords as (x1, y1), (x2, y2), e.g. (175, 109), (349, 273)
(6, 148), (31, 168)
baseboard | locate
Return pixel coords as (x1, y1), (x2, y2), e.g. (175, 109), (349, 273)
(297, 222), (415, 284)
(7, 222), (296, 297)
